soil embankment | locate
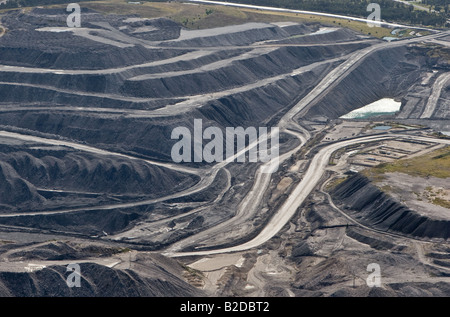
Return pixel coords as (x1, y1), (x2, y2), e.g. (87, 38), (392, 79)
(331, 173), (450, 240)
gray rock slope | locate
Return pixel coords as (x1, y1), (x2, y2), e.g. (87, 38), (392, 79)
(0, 251), (204, 297)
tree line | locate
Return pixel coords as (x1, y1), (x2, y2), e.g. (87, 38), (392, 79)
(0, 0), (99, 10)
(421, 0), (449, 14)
(222, 0), (448, 27)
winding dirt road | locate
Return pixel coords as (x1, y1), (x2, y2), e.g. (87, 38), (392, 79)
(166, 134), (450, 257)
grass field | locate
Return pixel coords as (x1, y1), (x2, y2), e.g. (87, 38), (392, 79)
(361, 145), (450, 210)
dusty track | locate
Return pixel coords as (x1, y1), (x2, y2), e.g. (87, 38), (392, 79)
(166, 134), (450, 257)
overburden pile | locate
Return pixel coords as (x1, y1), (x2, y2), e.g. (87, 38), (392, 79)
(331, 173), (450, 240)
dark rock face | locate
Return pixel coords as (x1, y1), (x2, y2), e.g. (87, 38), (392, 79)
(0, 255), (205, 297)
(0, 144), (199, 214)
(0, 8), (371, 165)
(274, 28), (360, 45)
(435, 84), (450, 119)
(0, 161), (44, 206)
(187, 216), (204, 229)
(0, 10), (184, 70)
(331, 174), (450, 240)
(163, 23), (289, 47)
(0, 66), (329, 163)
(291, 241), (314, 258)
(304, 46), (428, 120)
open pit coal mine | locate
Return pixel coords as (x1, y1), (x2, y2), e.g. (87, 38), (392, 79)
(0, 7), (449, 298)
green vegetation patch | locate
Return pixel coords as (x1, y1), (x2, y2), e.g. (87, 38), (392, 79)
(363, 145), (450, 179)
(432, 197), (450, 209)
